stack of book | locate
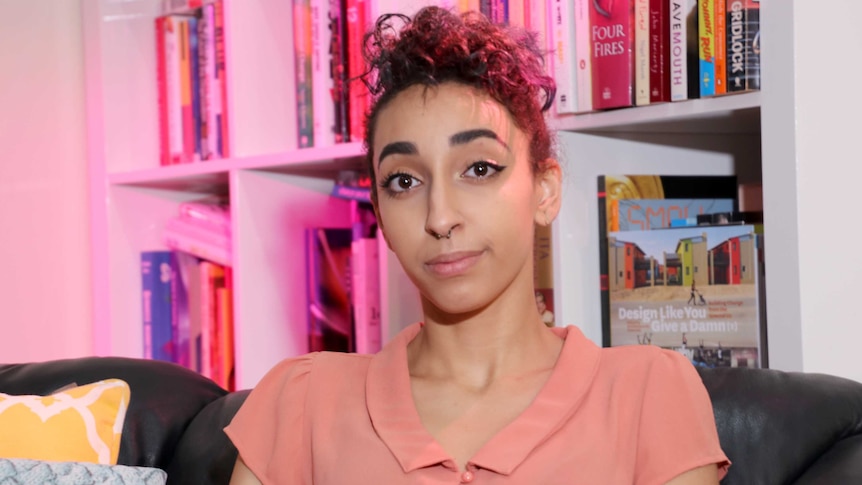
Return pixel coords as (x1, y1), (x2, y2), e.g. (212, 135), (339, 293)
(139, 197), (235, 390)
(155, 0), (229, 165)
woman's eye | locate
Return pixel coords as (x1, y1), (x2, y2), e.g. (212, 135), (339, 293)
(382, 173), (421, 193)
(463, 161), (504, 179)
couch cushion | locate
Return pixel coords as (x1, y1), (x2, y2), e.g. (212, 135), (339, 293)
(698, 366), (862, 485)
(0, 357), (227, 470)
(0, 458), (166, 485)
(166, 390), (250, 485)
(0, 379), (130, 464)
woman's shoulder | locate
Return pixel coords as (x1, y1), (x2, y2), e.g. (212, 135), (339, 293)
(595, 344), (702, 389)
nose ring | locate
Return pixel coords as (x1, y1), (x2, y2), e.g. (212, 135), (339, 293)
(434, 229), (452, 240)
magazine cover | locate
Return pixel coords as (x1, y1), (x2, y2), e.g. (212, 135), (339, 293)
(306, 227), (354, 353)
(606, 224), (765, 368)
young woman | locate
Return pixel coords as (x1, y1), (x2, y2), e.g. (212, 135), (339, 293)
(226, 7), (730, 484)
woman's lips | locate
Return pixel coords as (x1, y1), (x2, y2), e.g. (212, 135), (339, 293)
(425, 250), (485, 277)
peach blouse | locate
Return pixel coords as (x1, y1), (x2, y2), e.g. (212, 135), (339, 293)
(225, 323), (730, 484)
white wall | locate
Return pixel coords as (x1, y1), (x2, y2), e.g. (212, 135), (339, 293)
(0, 1), (92, 361)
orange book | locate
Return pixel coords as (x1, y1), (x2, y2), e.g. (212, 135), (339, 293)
(714, 0), (727, 94)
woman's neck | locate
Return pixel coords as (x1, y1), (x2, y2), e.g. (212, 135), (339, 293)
(408, 291), (564, 391)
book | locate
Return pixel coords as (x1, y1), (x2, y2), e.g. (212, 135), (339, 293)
(550, 0), (579, 114)
(726, 0), (760, 93)
(635, 0), (651, 106)
(329, 0), (350, 143)
(698, 0), (716, 97)
(306, 227), (354, 353)
(141, 251), (176, 362)
(155, 16), (171, 166)
(178, 17), (196, 163)
(330, 170), (372, 202)
(597, 174), (739, 346)
(171, 251), (198, 369)
(573, 0), (593, 112)
(187, 15), (202, 162)
(590, 0), (635, 110)
(163, 216), (231, 266)
(311, 0), (336, 147)
(345, 0), (369, 143)
(294, 0), (314, 147)
(198, 3), (220, 160)
(669, 0), (699, 101)
(198, 260), (225, 379)
(605, 224), (766, 368)
(158, 15), (186, 165)
(178, 198), (231, 232)
(213, 0), (229, 157)
(649, 0), (671, 103)
(714, 0), (727, 94)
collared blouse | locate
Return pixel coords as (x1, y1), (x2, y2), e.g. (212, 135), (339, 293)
(225, 323), (730, 484)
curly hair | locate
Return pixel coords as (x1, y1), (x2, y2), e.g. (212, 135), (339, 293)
(361, 6), (557, 203)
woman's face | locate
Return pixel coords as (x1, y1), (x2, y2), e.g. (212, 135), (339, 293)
(372, 82), (559, 316)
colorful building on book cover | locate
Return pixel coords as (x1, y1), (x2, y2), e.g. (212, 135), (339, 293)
(605, 225), (764, 368)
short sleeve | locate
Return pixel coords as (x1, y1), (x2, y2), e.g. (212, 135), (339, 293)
(224, 354), (315, 485)
(635, 351), (730, 485)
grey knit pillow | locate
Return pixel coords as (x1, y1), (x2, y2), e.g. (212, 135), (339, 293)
(0, 458), (166, 485)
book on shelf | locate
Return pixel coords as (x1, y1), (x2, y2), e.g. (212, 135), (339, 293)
(669, 0), (700, 101)
(649, 0), (671, 103)
(346, 0), (370, 143)
(573, 0), (593, 112)
(597, 174), (739, 346)
(294, 0), (315, 148)
(331, 170), (372, 203)
(311, 0), (337, 147)
(550, 0), (579, 114)
(726, 0), (760, 93)
(714, 0), (727, 95)
(306, 227), (355, 353)
(590, 0), (635, 110)
(163, 215), (232, 267)
(635, 0), (650, 106)
(178, 197), (231, 232)
(604, 223), (766, 368)
(329, 0), (351, 143)
(698, 0), (716, 97)
(141, 251), (176, 363)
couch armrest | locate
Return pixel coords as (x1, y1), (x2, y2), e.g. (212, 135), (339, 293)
(794, 434), (862, 484)
(166, 390), (250, 485)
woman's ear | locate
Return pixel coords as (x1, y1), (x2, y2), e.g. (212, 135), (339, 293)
(534, 158), (563, 226)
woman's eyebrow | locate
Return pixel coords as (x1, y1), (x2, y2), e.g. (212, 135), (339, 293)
(449, 129), (510, 152)
(378, 141), (417, 166)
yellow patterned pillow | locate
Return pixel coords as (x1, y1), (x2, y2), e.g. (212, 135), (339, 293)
(0, 378), (130, 465)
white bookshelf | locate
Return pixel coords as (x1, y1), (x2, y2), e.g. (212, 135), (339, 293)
(84, 0), (845, 387)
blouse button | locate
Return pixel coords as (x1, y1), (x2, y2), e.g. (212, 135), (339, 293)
(460, 470), (475, 483)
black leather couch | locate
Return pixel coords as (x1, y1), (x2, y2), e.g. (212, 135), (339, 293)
(2, 357), (862, 484)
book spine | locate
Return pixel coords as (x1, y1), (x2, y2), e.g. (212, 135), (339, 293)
(165, 16), (185, 163)
(170, 252), (192, 368)
(726, 0), (759, 92)
(156, 17), (170, 166)
(214, 0), (229, 157)
(574, 0), (593, 112)
(311, 0), (336, 147)
(197, 6), (212, 160)
(178, 18), (196, 163)
(698, 0), (716, 97)
(635, 0), (650, 106)
(294, 0), (314, 147)
(596, 177), (611, 347)
(329, 0), (349, 143)
(649, 0), (671, 102)
(714, 0), (726, 94)
(188, 16), (202, 162)
(590, 0), (635, 110)
(141, 251), (175, 362)
(551, 0), (579, 114)
(346, 0), (368, 143)
(669, 0), (687, 100)
(198, 261), (225, 379)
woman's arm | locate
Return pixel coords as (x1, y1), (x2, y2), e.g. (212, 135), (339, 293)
(665, 464), (720, 485)
(229, 457), (262, 485)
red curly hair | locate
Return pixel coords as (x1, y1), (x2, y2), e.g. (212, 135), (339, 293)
(361, 6), (557, 204)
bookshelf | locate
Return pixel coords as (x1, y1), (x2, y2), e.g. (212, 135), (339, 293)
(82, 0), (824, 387)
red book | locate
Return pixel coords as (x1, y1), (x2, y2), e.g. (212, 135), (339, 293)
(346, 0), (369, 143)
(590, 0), (636, 110)
(155, 17), (171, 166)
(648, 0), (671, 103)
(714, 0), (727, 94)
(214, 0), (230, 157)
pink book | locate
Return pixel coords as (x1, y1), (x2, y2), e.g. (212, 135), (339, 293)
(178, 199), (231, 233)
(590, 0), (635, 110)
(163, 216), (231, 266)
